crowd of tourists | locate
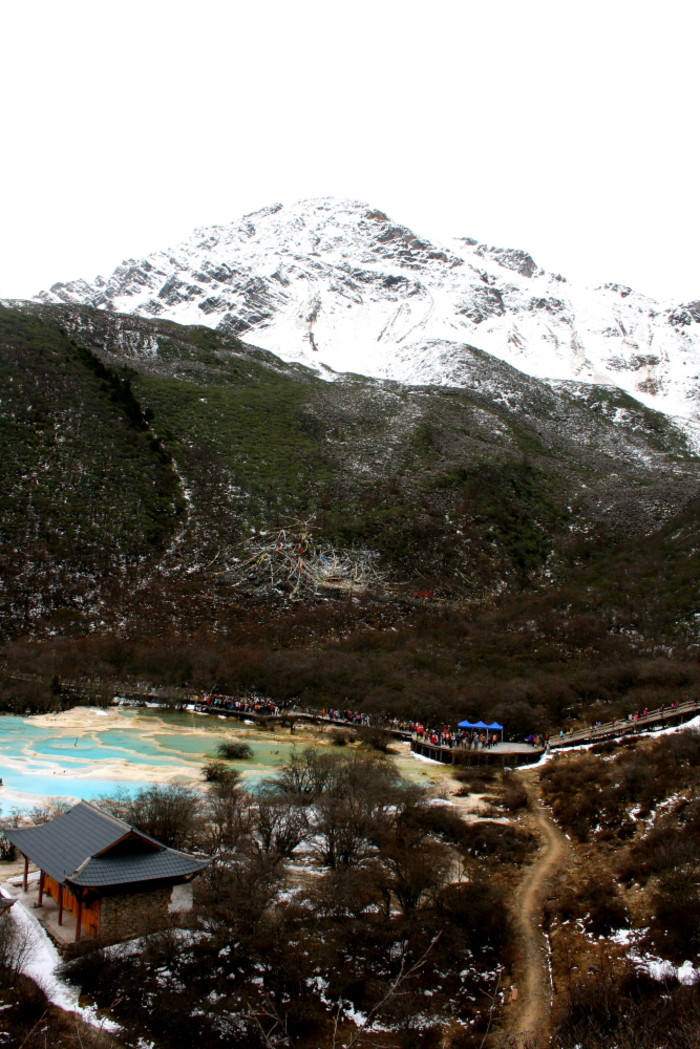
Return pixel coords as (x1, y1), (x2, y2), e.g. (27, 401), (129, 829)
(195, 692), (508, 748)
(198, 694), (377, 727)
(320, 708), (373, 726)
(198, 693), (285, 717)
(413, 724), (501, 749)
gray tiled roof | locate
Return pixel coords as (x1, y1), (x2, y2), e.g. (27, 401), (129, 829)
(70, 847), (209, 887)
(5, 801), (209, 888)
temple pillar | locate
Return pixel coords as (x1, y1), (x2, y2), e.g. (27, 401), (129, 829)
(22, 855), (28, 893)
(38, 871), (44, 907)
(75, 893), (83, 941)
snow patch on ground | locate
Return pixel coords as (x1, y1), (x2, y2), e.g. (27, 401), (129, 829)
(1, 887), (120, 1030)
(608, 928), (699, 986)
(632, 952), (700, 986)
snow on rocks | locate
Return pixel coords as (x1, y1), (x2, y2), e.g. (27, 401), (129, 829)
(605, 928), (700, 987)
(35, 197), (700, 441)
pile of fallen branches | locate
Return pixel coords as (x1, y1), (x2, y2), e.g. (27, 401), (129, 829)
(226, 522), (382, 599)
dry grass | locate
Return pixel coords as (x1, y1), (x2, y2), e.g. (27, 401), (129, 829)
(0, 976), (121, 1049)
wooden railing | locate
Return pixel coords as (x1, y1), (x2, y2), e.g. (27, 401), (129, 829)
(548, 696), (700, 749)
(410, 736), (543, 767)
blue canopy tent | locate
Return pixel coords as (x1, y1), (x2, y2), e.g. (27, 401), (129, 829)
(457, 719), (505, 741)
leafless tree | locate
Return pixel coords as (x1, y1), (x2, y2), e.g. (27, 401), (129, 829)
(0, 909), (34, 988)
(251, 791), (309, 865)
(202, 774), (253, 855)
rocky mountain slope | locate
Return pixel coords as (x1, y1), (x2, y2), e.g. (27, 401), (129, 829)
(2, 301), (699, 647)
(36, 198), (700, 438)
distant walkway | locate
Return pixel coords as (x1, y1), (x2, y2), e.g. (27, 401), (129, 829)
(186, 698), (413, 739)
(95, 682), (700, 758)
(549, 696), (700, 750)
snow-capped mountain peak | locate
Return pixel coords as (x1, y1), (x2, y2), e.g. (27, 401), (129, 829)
(37, 197), (700, 432)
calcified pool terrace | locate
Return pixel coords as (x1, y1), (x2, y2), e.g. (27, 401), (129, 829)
(0, 706), (438, 808)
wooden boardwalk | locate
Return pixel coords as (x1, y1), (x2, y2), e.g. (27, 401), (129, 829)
(548, 696), (700, 750)
(408, 697), (700, 767)
(411, 737), (543, 767)
(111, 686), (700, 760)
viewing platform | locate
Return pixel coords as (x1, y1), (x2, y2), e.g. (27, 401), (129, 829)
(410, 736), (544, 767)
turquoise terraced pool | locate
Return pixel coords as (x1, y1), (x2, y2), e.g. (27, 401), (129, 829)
(0, 706), (301, 806)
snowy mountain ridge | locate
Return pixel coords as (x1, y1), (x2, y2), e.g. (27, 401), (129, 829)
(36, 197), (700, 433)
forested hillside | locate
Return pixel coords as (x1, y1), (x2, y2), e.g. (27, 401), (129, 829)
(1, 301), (699, 729)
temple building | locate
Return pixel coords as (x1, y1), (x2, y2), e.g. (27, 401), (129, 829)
(5, 800), (209, 944)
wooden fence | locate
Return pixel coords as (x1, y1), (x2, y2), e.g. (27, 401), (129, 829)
(548, 696), (700, 750)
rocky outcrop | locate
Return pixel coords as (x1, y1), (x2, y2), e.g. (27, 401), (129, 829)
(35, 197), (700, 438)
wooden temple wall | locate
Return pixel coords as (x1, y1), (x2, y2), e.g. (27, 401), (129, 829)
(43, 875), (101, 937)
(35, 875), (194, 944)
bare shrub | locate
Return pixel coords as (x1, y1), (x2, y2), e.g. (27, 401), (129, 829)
(540, 736), (695, 842)
(553, 968), (634, 1049)
(464, 822), (537, 865)
(436, 880), (511, 954)
(540, 754), (602, 841)
(201, 852), (283, 935)
(329, 727), (355, 746)
(270, 751), (406, 868)
(217, 741), (253, 760)
(313, 786), (385, 869)
(0, 911), (34, 988)
(644, 868), (700, 962)
(202, 760), (236, 783)
(553, 968), (700, 1049)
(449, 763), (497, 793)
(27, 799), (72, 825)
(549, 877), (629, 936)
(620, 823), (696, 883)
(590, 739), (620, 756)
(59, 941), (109, 999)
(357, 726), (394, 753)
(500, 771), (530, 812)
(451, 766), (498, 790)
(201, 775), (251, 854)
(406, 801), (468, 847)
(272, 746), (339, 799)
(380, 836), (452, 915)
(309, 864), (384, 920)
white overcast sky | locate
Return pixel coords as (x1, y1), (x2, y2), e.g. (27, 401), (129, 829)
(1, 0), (697, 302)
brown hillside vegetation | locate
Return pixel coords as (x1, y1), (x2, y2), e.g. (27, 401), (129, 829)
(538, 727), (700, 1048)
(2, 728), (699, 1047)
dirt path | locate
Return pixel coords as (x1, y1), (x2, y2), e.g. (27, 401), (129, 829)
(497, 786), (569, 1049)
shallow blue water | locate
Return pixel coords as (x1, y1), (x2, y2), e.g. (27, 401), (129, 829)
(0, 707), (294, 805)
(0, 770), (148, 802)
